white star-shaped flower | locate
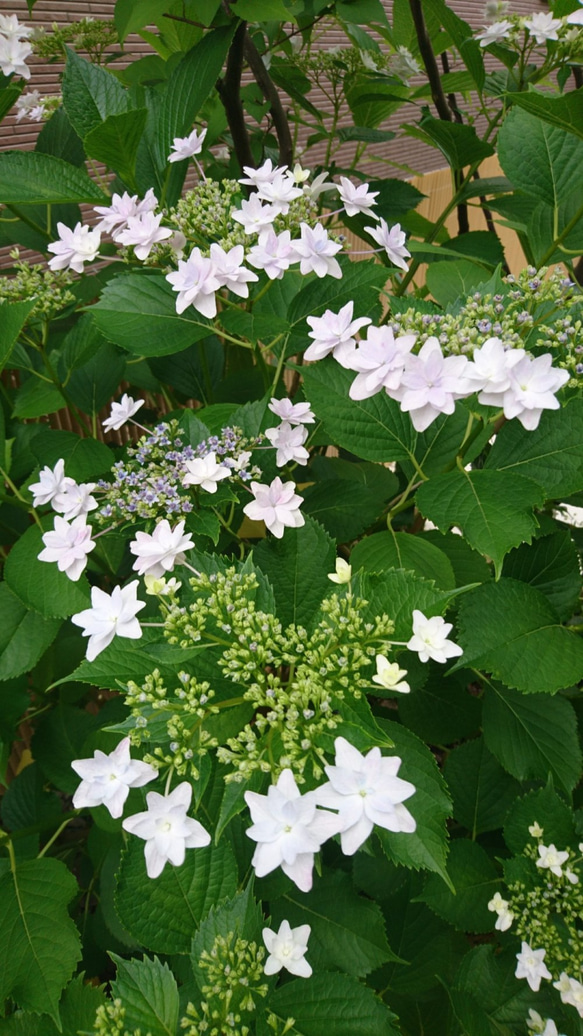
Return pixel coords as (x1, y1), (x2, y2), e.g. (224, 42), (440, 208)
(247, 229), (296, 280)
(232, 194), (278, 235)
(71, 580), (146, 661)
(116, 211), (172, 260)
(499, 352), (569, 431)
(515, 942), (551, 992)
(364, 219), (410, 270)
(305, 302), (371, 365)
(243, 477), (304, 538)
(72, 736), (157, 818)
(524, 12), (562, 44)
(313, 737), (416, 855)
(0, 14), (33, 39)
(372, 655), (410, 694)
(292, 222), (342, 279)
(536, 843), (570, 878)
(102, 393), (145, 433)
(390, 337), (471, 432)
(209, 243), (258, 298)
(166, 248), (221, 317)
(263, 920), (312, 978)
(487, 891), (514, 931)
(257, 173), (303, 215)
(268, 398), (315, 425)
(48, 222), (101, 273)
(407, 610), (463, 664)
(476, 19), (513, 46)
(130, 519), (193, 578)
(328, 558), (352, 584)
(182, 452), (231, 493)
(345, 325), (416, 400)
(245, 769), (340, 891)
(338, 177), (379, 219)
(239, 158), (287, 188)
(167, 126), (207, 163)
(553, 972), (583, 1017)
(52, 481), (98, 521)
(29, 459), (69, 508)
(0, 36), (32, 78)
(265, 421), (309, 467)
(38, 514), (95, 582)
(122, 781), (211, 878)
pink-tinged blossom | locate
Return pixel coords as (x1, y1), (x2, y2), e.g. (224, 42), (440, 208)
(257, 173), (303, 215)
(243, 477), (305, 538)
(244, 768), (340, 891)
(305, 301), (371, 365)
(515, 942), (552, 992)
(53, 481), (98, 520)
(407, 609), (463, 664)
(265, 421), (309, 467)
(94, 189), (157, 237)
(38, 515), (95, 582)
(116, 211), (172, 260)
(0, 36), (32, 78)
(239, 158), (287, 189)
(71, 580), (146, 661)
(292, 222), (342, 279)
(268, 398), (315, 425)
(390, 337), (471, 432)
(364, 219), (410, 270)
(476, 19), (513, 45)
(122, 782), (211, 878)
(567, 8), (583, 25)
(247, 229), (296, 280)
(464, 337), (525, 397)
(313, 737), (416, 855)
(71, 736), (157, 819)
(130, 519), (193, 578)
(167, 126), (207, 163)
(263, 920), (312, 978)
(232, 194), (278, 235)
(524, 12), (562, 44)
(48, 222), (101, 273)
(182, 452), (231, 493)
(29, 458), (69, 508)
(166, 248), (221, 317)
(209, 243), (258, 298)
(345, 326), (416, 401)
(496, 352), (569, 431)
(102, 393), (145, 433)
(14, 90), (44, 122)
(338, 177), (379, 219)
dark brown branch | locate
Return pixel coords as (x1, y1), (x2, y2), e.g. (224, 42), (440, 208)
(440, 52), (468, 234)
(216, 20), (255, 174)
(409, 0), (453, 123)
(242, 30), (294, 168)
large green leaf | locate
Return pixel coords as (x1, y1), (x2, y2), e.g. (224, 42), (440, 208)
(84, 109), (148, 189)
(509, 86), (583, 142)
(190, 887), (264, 991)
(302, 359), (417, 463)
(31, 704), (102, 795)
(482, 681), (581, 793)
(0, 151), (106, 204)
(91, 272), (214, 355)
(351, 531), (456, 590)
(66, 341), (126, 416)
(503, 784), (577, 856)
(115, 839), (238, 955)
(443, 737), (521, 836)
(30, 429), (113, 482)
(453, 945), (552, 1033)
(62, 46), (130, 138)
(406, 117), (494, 169)
(502, 529), (581, 621)
(455, 578), (583, 694)
(425, 259), (494, 309)
(416, 469), (545, 577)
(269, 972), (400, 1036)
(0, 584), (61, 682)
(0, 858), (81, 1024)
(360, 568), (459, 643)
(498, 107), (583, 208)
(484, 398), (583, 498)
(0, 299), (35, 375)
(301, 477), (385, 542)
(4, 523), (90, 619)
(253, 516), (336, 630)
(398, 669), (481, 745)
(420, 840), (499, 934)
(0, 975), (106, 1036)
(110, 954), (179, 1036)
(288, 260), (386, 335)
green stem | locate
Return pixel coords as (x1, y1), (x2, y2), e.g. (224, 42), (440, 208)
(37, 814), (79, 858)
(538, 200), (583, 268)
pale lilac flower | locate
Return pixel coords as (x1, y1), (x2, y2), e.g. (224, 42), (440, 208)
(209, 243), (258, 298)
(487, 891), (514, 931)
(182, 452), (231, 493)
(94, 189), (157, 237)
(29, 458), (68, 508)
(328, 558), (352, 584)
(245, 769), (340, 891)
(407, 610), (463, 664)
(364, 219), (410, 271)
(116, 211), (172, 260)
(265, 421), (309, 467)
(71, 580), (146, 661)
(536, 843), (570, 878)
(263, 920), (312, 978)
(390, 337), (471, 432)
(464, 337), (525, 397)
(567, 8), (583, 26)
(47, 222), (101, 273)
(102, 393), (145, 433)
(524, 12), (562, 44)
(239, 158), (287, 189)
(515, 942), (551, 992)
(38, 515), (95, 582)
(0, 36), (32, 78)
(166, 248), (221, 317)
(305, 301), (371, 365)
(313, 737), (416, 855)
(292, 222), (342, 279)
(338, 177), (379, 219)
(14, 90), (44, 122)
(553, 973), (583, 1017)
(72, 736), (157, 819)
(232, 194), (278, 235)
(167, 126), (207, 163)
(243, 477), (305, 538)
(389, 46), (422, 85)
(498, 353), (570, 431)
(268, 398), (315, 425)
(372, 655), (410, 694)
(122, 782), (211, 878)
(0, 14), (33, 39)
(247, 229), (295, 280)
(345, 326), (416, 401)
(53, 481), (98, 520)
(130, 519), (193, 578)
(476, 19), (513, 46)
(257, 173), (303, 215)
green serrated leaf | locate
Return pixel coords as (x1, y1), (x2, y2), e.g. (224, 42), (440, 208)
(455, 578), (583, 694)
(509, 86), (583, 143)
(360, 567), (460, 643)
(0, 151), (107, 204)
(4, 522), (90, 619)
(31, 704), (102, 794)
(351, 531), (456, 590)
(66, 341), (126, 416)
(62, 46), (130, 138)
(398, 668), (481, 746)
(502, 529), (582, 621)
(269, 971), (400, 1036)
(503, 783), (577, 855)
(498, 107), (583, 208)
(420, 839), (499, 934)
(0, 584), (61, 682)
(190, 887), (264, 991)
(30, 428), (113, 482)
(301, 477), (385, 543)
(443, 737), (521, 836)
(84, 108), (148, 190)
(110, 954), (179, 1036)
(0, 299), (36, 376)
(253, 516), (336, 629)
